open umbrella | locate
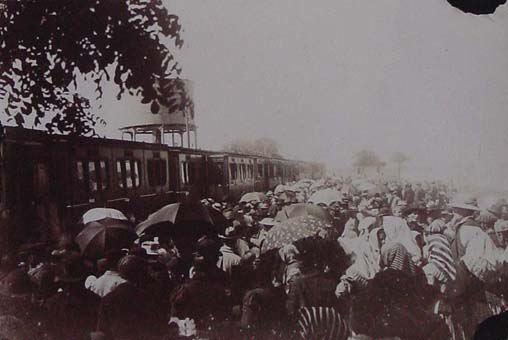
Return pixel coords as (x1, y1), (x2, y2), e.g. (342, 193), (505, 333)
(240, 192), (266, 204)
(261, 215), (332, 253)
(75, 218), (136, 259)
(310, 179), (326, 191)
(308, 188), (342, 206)
(207, 206), (228, 235)
(135, 202), (214, 236)
(274, 184), (287, 195)
(82, 208), (127, 224)
(352, 181), (382, 195)
(274, 203), (331, 223)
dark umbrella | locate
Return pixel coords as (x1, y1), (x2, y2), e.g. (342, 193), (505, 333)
(447, 0), (506, 15)
(75, 218), (136, 259)
(207, 207), (228, 235)
(135, 202), (214, 236)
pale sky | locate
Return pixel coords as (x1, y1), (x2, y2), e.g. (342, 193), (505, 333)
(3, 1), (508, 190)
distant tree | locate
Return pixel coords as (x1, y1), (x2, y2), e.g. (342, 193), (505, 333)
(0, 0), (185, 136)
(353, 150), (384, 176)
(390, 152), (410, 180)
(224, 137), (281, 157)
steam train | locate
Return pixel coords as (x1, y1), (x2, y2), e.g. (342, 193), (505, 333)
(0, 127), (324, 241)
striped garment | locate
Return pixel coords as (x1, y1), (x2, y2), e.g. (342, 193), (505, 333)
(296, 306), (349, 340)
(381, 243), (416, 275)
(426, 233), (456, 282)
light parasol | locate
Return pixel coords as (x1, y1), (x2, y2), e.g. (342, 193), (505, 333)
(261, 215), (333, 253)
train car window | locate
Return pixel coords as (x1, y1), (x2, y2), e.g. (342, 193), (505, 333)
(99, 161), (108, 190)
(88, 162), (98, 192)
(133, 160), (141, 187)
(125, 161), (133, 188)
(116, 161), (124, 188)
(210, 161), (224, 185)
(160, 160), (167, 185)
(240, 164), (246, 181)
(188, 161), (196, 185)
(77, 161), (85, 186)
(181, 161), (189, 185)
(248, 164), (253, 179)
(230, 163), (237, 181)
(257, 164), (263, 178)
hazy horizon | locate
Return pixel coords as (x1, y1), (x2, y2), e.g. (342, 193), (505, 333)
(2, 1), (508, 191)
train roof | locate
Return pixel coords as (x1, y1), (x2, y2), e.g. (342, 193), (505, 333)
(2, 126), (323, 166)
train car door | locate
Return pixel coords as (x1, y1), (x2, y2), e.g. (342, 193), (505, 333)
(7, 143), (61, 244)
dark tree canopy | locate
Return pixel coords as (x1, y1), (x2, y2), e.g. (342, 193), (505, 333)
(447, 0), (506, 14)
(224, 137), (281, 158)
(0, 0), (186, 136)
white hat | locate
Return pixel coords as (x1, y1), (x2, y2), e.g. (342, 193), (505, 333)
(449, 195), (480, 212)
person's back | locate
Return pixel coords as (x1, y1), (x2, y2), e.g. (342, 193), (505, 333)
(169, 271), (229, 330)
(286, 270), (338, 316)
(474, 310), (508, 340)
(98, 282), (162, 340)
(97, 255), (164, 340)
(351, 269), (448, 340)
(44, 283), (100, 340)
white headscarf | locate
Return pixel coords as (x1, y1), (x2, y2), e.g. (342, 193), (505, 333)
(382, 216), (422, 262)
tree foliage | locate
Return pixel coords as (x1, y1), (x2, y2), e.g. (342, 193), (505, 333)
(353, 150), (384, 169)
(224, 137), (281, 158)
(390, 152), (410, 165)
(0, 0), (185, 136)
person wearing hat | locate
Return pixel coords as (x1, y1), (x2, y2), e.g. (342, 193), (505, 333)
(403, 183), (415, 207)
(43, 254), (100, 340)
(217, 225), (242, 279)
(487, 198), (508, 220)
(385, 188), (401, 213)
(256, 202), (270, 219)
(250, 217), (276, 249)
(446, 195), (497, 340)
(427, 209), (453, 236)
(267, 199), (281, 218)
(493, 219), (508, 249)
(193, 235), (227, 286)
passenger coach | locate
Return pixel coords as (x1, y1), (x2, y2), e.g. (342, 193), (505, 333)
(0, 127), (323, 241)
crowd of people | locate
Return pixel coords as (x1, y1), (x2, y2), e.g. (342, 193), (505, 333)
(1, 177), (508, 339)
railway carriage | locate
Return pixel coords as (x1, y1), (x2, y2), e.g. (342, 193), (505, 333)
(0, 127), (324, 246)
